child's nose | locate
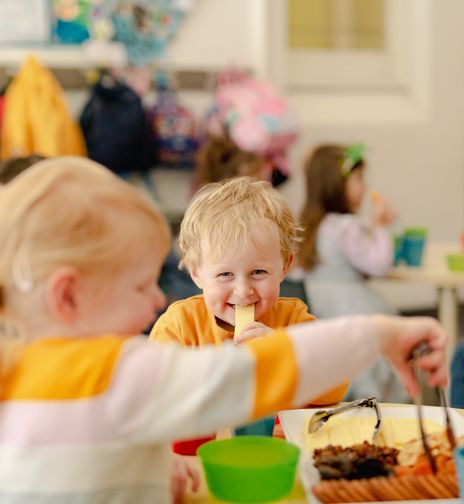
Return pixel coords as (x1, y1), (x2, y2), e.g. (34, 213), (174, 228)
(153, 285), (166, 311)
(234, 279), (254, 299)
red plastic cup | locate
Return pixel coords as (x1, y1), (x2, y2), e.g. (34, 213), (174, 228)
(172, 435), (216, 455)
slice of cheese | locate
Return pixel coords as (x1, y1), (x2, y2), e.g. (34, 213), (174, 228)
(370, 191), (381, 202)
(234, 304), (255, 341)
(303, 415), (444, 451)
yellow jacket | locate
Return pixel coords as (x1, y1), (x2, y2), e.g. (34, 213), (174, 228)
(1, 56), (86, 159)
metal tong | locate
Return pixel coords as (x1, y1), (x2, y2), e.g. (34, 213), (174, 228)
(411, 341), (457, 474)
(307, 396), (382, 442)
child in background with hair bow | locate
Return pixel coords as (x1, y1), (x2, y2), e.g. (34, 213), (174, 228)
(298, 144), (407, 403)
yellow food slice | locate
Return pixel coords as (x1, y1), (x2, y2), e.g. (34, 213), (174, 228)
(386, 418), (442, 448)
(370, 191), (381, 202)
(234, 304), (255, 341)
(329, 421), (357, 447)
(304, 416), (444, 451)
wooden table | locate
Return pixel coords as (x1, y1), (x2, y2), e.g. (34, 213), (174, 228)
(388, 242), (464, 359)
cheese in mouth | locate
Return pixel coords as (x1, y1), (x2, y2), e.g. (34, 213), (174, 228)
(234, 304), (255, 341)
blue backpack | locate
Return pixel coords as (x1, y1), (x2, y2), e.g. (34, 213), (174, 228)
(80, 74), (153, 174)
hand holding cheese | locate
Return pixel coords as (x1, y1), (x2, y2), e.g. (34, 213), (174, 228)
(370, 191), (397, 227)
(234, 321), (273, 343)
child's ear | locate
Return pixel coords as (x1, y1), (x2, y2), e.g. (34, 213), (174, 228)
(189, 267), (203, 289)
(45, 266), (81, 323)
(280, 254), (294, 280)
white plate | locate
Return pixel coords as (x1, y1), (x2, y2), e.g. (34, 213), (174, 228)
(278, 404), (464, 503)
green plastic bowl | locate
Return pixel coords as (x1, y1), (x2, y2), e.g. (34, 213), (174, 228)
(447, 254), (464, 271)
(198, 436), (300, 503)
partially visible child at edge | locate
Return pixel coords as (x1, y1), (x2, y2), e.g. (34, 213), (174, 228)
(194, 70), (296, 191)
(0, 155), (448, 504)
(297, 144), (408, 403)
(195, 133), (268, 187)
(0, 155), (198, 503)
(150, 176), (348, 406)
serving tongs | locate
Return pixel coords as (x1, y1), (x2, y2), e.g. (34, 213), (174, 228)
(411, 341), (457, 474)
(307, 396), (382, 442)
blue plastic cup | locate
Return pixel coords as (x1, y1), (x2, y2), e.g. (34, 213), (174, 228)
(401, 227), (427, 267)
(234, 416), (276, 437)
(454, 446), (464, 498)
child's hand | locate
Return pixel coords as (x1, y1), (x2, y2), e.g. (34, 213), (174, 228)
(171, 454), (200, 504)
(372, 315), (448, 397)
(235, 321), (273, 343)
(370, 192), (397, 227)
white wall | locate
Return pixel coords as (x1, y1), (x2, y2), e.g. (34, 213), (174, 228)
(168, 0), (464, 241)
(166, 0), (464, 310)
(2, 0), (461, 309)
(4, 0), (460, 243)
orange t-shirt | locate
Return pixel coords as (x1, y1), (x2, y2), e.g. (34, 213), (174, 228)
(150, 295), (348, 405)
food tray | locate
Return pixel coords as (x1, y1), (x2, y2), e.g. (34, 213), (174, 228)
(278, 405), (464, 503)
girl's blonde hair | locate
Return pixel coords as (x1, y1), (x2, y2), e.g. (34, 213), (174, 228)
(0, 156), (170, 320)
(179, 176), (301, 269)
(299, 145), (365, 270)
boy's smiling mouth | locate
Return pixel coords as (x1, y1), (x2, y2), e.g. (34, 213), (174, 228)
(227, 303), (255, 310)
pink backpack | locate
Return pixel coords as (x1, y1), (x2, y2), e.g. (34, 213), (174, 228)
(204, 70), (298, 178)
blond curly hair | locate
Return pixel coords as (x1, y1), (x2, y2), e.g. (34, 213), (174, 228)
(179, 176), (301, 270)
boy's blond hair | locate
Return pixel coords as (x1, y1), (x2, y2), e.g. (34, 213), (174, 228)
(0, 156), (170, 320)
(179, 176), (301, 269)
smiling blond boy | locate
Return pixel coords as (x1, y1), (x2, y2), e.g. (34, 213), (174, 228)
(150, 177), (347, 404)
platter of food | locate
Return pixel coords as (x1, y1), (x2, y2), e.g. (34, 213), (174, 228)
(278, 404), (464, 502)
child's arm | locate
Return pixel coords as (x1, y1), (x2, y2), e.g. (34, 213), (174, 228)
(171, 454), (200, 504)
(338, 216), (393, 276)
(106, 315), (447, 443)
(307, 383), (348, 406)
(287, 299), (349, 405)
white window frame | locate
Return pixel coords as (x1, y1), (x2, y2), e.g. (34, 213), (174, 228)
(262, 0), (433, 124)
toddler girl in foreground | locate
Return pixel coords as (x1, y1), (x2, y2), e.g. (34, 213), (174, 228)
(0, 156), (447, 503)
